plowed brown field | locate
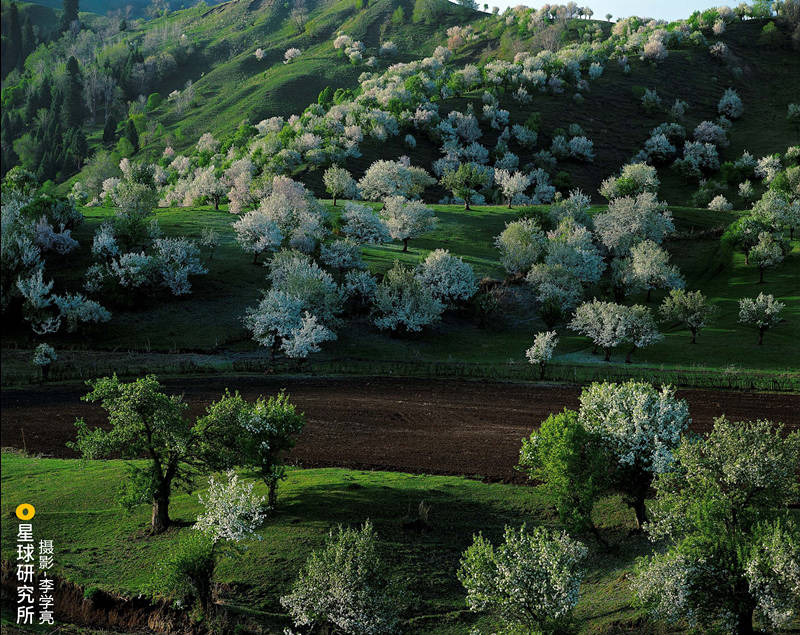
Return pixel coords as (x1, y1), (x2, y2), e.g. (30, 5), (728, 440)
(2, 377), (797, 482)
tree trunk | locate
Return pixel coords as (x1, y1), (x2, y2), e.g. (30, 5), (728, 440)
(759, 267), (764, 284)
(268, 481), (278, 510)
(214, 198), (219, 210)
(464, 200), (471, 211)
(402, 238), (409, 252)
(589, 522), (609, 548)
(539, 363), (546, 379)
(332, 195), (337, 207)
(625, 345), (636, 363)
(603, 348), (611, 362)
(758, 327), (765, 345)
(151, 488), (171, 534)
(690, 328), (697, 344)
(646, 288), (652, 303)
(591, 344), (598, 355)
(735, 600), (755, 635)
(253, 251), (259, 265)
(744, 251), (749, 265)
(632, 495), (647, 530)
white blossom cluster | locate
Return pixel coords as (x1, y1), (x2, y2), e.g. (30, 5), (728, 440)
(195, 470), (266, 543)
(578, 381), (689, 473)
(458, 524), (587, 630)
(526, 330), (559, 367)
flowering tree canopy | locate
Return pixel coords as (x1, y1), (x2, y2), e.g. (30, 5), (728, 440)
(594, 192), (674, 256)
(458, 524), (587, 633)
(415, 249), (477, 306)
(281, 521), (404, 634)
(659, 289), (717, 344)
(578, 380), (690, 527)
(525, 330), (558, 378)
(323, 165), (357, 206)
(738, 292), (785, 344)
(373, 262), (444, 333)
(380, 196), (436, 252)
(634, 418), (800, 633)
(495, 217), (546, 276)
(195, 471), (266, 543)
(341, 203), (391, 245)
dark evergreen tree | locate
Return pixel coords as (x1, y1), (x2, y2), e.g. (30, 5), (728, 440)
(103, 114), (117, 145)
(125, 119), (139, 153)
(64, 56), (84, 129)
(22, 17), (35, 60)
(8, 3), (22, 73)
(60, 0), (79, 33)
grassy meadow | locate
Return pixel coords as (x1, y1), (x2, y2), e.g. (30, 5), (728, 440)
(0, 450), (686, 634)
(3, 200), (797, 389)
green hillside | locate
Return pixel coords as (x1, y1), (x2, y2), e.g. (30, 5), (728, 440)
(3, 0), (798, 203)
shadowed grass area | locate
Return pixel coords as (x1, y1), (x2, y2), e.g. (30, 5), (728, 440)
(1, 451), (669, 633)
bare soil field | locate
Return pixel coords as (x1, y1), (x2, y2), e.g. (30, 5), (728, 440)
(2, 377), (798, 482)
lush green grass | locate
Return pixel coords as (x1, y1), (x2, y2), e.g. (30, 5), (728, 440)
(3, 202), (797, 389)
(1, 451), (670, 633)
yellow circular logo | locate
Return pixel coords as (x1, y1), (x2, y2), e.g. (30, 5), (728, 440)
(15, 504), (35, 520)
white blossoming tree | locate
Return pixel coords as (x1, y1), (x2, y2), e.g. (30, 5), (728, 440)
(284, 47), (302, 63)
(380, 196), (436, 252)
(707, 194), (732, 211)
(620, 304), (663, 363)
(458, 524), (587, 633)
(152, 238), (208, 296)
(545, 218), (606, 285)
(626, 240), (685, 302)
(525, 330), (558, 378)
(526, 264), (584, 326)
(32, 343), (57, 381)
(549, 189), (593, 228)
(373, 262), (444, 333)
(634, 418), (800, 634)
(659, 289), (717, 343)
(280, 312), (336, 360)
(358, 160), (434, 202)
(578, 380), (690, 528)
(195, 470), (267, 543)
(495, 217), (546, 276)
(157, 469), (266, 618)
(415, 249), (477, 306)
(323, 165), (357, 206)
(494, 169), (530, 208)
(718, 87), (744, 119)
(340, 203), (391, 245)
(281, 521), (404, 634)
(244, 289), (329, 361)
(749, 231), (785, 283)
(320, 239), (365, 274)
(568, 299), (628, 361)
(188, 166), (227, 210)
(594, 192), (675, 256)
(598, 163), (660, 200)
(738, 293), (785, 344)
